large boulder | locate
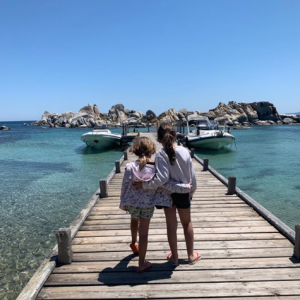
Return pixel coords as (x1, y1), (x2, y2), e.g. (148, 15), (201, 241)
(280, 114), (300, 123)
(251, 102), (280, 121)
(241, 103), (259, 122)
(62, 111), (75, 120)
(146, 110), (156, 120)
(253, 120), (272, 125)
(79, 104), (94, 114)
(116, 110), (127, 123)
(157, 109), (179, 123)
(93, 104), (100, 116)
(109, 104), (124, 114)
(40, 110), (51, 121)
(282, 117), (296, 124)
(215, 116), (233, 126)
(129, 111), (143, 119)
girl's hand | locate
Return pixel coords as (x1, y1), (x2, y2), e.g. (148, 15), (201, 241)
(132, 181), (143, 189)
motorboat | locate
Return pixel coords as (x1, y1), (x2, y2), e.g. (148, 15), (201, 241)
(186, 116), (235, 150)
(81, 129), (122, 149)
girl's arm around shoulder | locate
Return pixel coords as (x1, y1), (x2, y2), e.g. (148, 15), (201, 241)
(163, 179), (191, 194)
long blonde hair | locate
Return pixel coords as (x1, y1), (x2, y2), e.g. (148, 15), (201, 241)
(132, 137), (156, 170)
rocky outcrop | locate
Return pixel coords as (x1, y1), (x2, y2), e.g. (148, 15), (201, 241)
(280, 114), (300, 124)
(93, 104), (100, 116)
(207, 101), (284, 126)
(33, 103), (149, 128)
(157, 109), (180, 123)
(79, 104), (94, 114)
(33, 101), (300, 128)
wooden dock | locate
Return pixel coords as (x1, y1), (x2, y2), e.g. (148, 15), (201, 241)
(18, 132), (300, 299)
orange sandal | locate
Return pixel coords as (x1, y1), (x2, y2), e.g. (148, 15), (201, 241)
(130, 243), (139, 254)
(167, 252), (179, 266)
(188, 252), (201, 265)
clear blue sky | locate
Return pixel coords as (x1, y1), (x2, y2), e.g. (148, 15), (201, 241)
(1, 0), (300, 121)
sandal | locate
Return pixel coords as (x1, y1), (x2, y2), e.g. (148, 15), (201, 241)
(130, 243), (139, 254)
(167, 252), (179, 266)
(137, 260), (152, 273)
(188, 252), (201, 265)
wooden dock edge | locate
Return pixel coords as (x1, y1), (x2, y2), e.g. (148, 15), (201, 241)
(193, 153), (296, 244)
(16, 153), (126, 300)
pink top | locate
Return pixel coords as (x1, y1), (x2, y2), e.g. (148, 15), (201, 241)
(120, 161), (191, 210)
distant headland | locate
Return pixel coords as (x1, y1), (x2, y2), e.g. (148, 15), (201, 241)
(30, 101), (300, 129)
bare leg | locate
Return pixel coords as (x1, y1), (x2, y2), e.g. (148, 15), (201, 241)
(164, 206), (178, 264)
(130, 217), (139, 244)
(177, 208), (197, 261)
(138, 217), (151, 270)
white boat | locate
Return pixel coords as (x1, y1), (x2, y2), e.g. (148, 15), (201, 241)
(81, 129), (121, 149)
(186, 117), (235, 150)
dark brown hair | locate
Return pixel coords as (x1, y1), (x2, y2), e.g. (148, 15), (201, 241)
(157, 123), (176, 165)
(132, 137), (156, 170)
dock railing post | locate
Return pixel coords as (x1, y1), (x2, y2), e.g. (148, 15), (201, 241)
(56, 228), (73, 264)
(100, 179), (108, 198)
(203, 158), (209, 171)
(190, 148), (195, 158)
(294, 224), (300, 260)
(115, 160), (121, 173)
(124, 150), (128, 161)
(227, 176), (236, 195)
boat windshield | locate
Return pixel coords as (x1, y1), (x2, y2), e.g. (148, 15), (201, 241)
(196, 119), (218, 130)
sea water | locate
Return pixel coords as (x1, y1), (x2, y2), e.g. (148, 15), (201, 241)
(0, 122), (125, 299)
(194, 125), (300, 228)
(0, 122), (300, 299)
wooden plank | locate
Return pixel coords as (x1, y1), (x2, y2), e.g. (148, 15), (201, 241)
(37, 281), (300, 299)
(52, 257), (300, 274)
(72, 232), (285, 245)
(79, 220), (273, 230)
(93, 204), (249, 210)
(45, 268), (300, 286)
(75, 226), (278, 237)
(88, 211), (258, 218)
(71, 247), (293, 261)
(83, 216), (267, 224)
(71, 239), (292, 252)
(95, 200), (246, 206)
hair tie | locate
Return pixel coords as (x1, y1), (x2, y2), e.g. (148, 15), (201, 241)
(141, 153), (146, 157)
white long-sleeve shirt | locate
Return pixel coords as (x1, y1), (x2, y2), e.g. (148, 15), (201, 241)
(142, 146), (197, 195)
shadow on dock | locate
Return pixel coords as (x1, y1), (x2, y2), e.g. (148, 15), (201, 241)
(98, 254), (176, 286)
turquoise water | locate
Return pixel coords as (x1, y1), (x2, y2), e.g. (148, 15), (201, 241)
(0, 122), (125, 300)
(0, 122), (300, 299)
(195, 125), (300, 229)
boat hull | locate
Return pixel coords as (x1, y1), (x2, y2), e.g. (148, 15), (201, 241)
(187, 134), (235, 150)
(81, 132), (121, 149)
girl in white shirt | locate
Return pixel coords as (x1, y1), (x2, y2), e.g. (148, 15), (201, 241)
(134, 123), (200, 266)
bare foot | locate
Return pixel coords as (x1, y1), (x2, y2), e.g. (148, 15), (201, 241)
(137, 260), (152, 273)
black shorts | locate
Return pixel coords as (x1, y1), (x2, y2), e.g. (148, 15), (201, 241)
(171, 193), (190, 209)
